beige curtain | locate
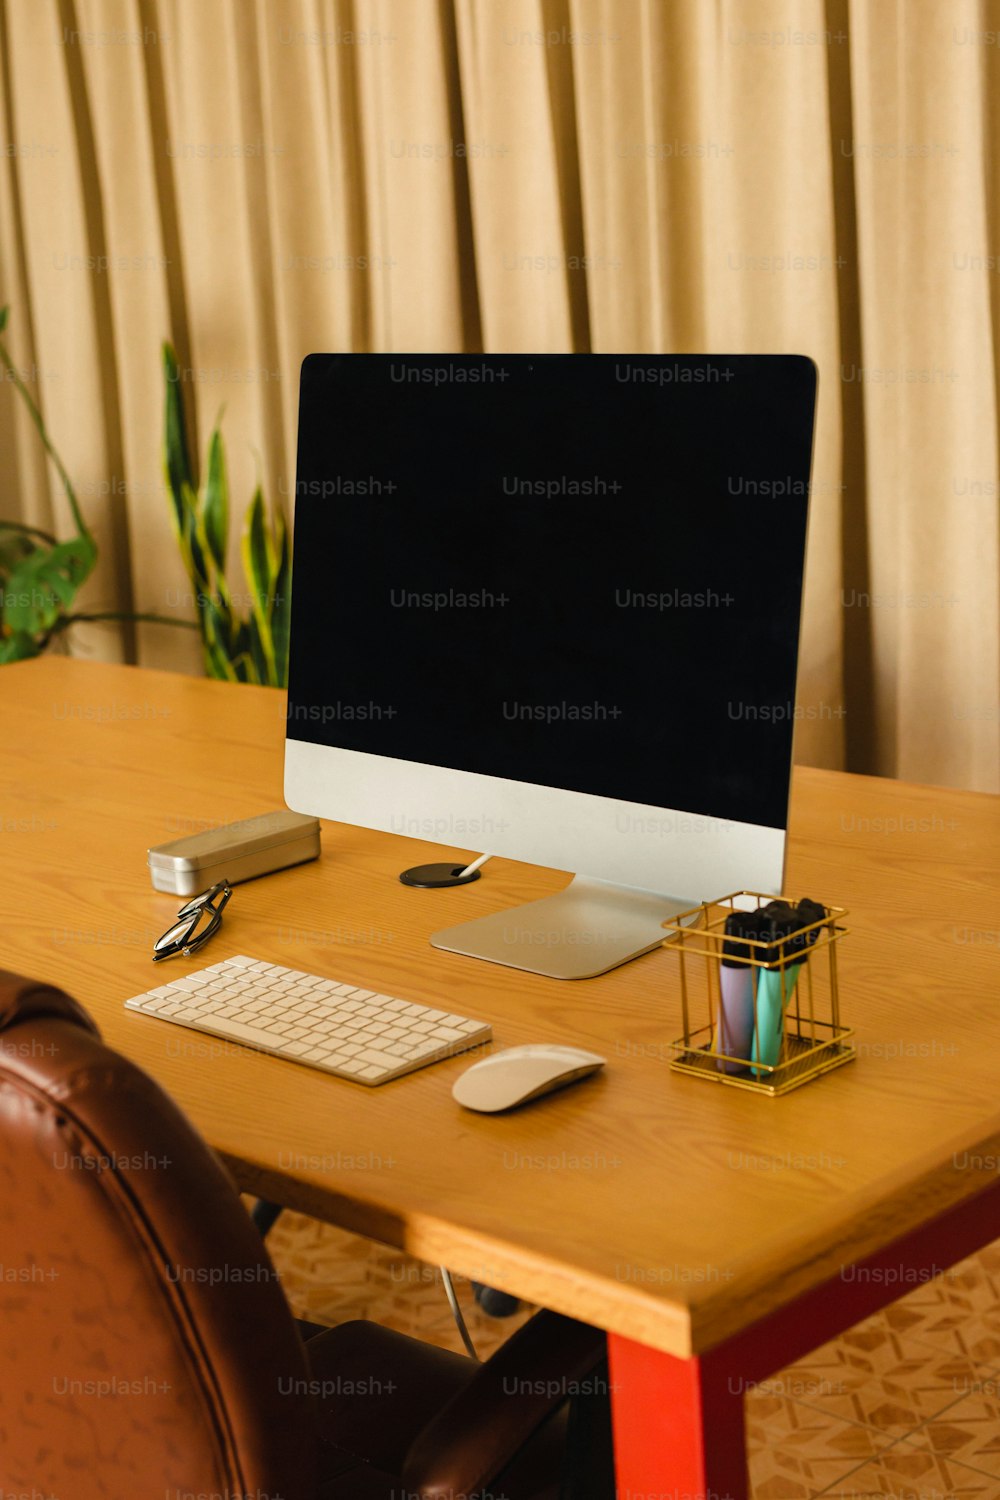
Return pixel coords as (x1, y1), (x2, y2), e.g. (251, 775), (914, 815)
(1, 0), (998, 791)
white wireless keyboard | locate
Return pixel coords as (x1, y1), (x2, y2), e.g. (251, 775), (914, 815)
(124, 955), (492, 1085)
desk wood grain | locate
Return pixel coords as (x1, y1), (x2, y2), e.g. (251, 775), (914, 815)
(3, 657), (1000, 1357)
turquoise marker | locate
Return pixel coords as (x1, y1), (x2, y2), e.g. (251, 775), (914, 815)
(751, 899), (825, 1078)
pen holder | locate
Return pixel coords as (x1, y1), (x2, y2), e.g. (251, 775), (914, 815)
(661, 893), (854, 1096)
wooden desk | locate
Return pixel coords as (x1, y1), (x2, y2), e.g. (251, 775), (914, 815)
(5, 656), (1000, 1497)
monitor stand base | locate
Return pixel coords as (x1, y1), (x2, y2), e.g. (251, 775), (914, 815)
(430, 874), (694, 980)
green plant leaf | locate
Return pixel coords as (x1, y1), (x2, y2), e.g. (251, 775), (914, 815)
(160, 344), (293, 688)
(231, 648), (261, 685)
(271, 511), (292, 687)
(204, 637), (236, 681)
(227, 621), (255, 683)
(0, 529), (37, 576)
(241, 486), (277, 681)
(241, 486), (271, 598)
(182, 494), (211, 592)
(0, 629), (40, 663)
(0, 312), (193, 666)
(201, 423), (228, 572)
(201, 592), (236, 660)
(162, 343), (195, 500)
(201, 598), (237, 682)
(247, 611), (270, 683)
(4, 535), (97, 634)
(162, 342), (195, 570)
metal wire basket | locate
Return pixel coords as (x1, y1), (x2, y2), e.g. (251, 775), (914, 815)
(662, 892), (854, 1096)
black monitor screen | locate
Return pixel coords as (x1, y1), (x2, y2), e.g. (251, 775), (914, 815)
(287, 355), (816, 831)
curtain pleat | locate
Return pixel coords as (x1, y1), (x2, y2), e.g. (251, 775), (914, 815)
(0, 0), (997, 789)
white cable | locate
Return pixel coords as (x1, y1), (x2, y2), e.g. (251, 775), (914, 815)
(456, 852), (491, 879)
(440, 1267), (480, 1360)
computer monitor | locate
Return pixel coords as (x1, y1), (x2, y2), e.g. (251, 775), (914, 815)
(284, 354), (817, 979)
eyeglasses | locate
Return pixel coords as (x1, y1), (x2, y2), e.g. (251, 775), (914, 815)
(152, 881), (232, 963)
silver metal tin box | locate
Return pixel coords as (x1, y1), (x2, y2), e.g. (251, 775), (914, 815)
(148, 810), (321, 895)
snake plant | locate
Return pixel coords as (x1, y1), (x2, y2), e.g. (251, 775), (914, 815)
(162, 342), (291, 687)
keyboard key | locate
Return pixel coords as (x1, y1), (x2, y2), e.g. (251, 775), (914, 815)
(355, 1047), (403, 1069)
(209, 1017), (285, 1046)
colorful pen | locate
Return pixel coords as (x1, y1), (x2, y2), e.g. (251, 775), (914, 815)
(716, 909), (758, 1073)
(750, 898), (825, 1077)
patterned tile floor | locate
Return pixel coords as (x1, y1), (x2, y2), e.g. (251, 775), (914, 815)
(261, 1208), (1000, 1498)
(261, 1203), (534, 1360)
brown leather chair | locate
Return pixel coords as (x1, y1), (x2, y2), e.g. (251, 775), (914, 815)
(0, 969), (610, 1500)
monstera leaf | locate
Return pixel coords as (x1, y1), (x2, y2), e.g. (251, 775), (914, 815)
(4, 534), (98, 635)
(0, 306), (98, 652)
(0, 307), (193, 660)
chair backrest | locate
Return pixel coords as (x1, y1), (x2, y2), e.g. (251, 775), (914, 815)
(0, 968), (317, 1500)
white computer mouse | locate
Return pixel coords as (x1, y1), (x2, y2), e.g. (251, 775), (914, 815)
(452, 1044), (606, 1113)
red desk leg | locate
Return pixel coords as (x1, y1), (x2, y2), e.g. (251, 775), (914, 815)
(608, 1333), (747, 1500)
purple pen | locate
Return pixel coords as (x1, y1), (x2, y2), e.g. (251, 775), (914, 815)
(716, 909), (758, 1073)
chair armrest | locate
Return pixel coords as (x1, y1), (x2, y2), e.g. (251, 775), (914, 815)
(403, 1310), (606, 1500)
(0, 968), (101, 1038)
